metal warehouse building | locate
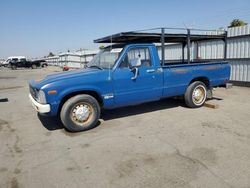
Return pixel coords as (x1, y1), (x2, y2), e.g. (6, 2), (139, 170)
(45, 49), (99, 68)
(161, 25), (250, 85)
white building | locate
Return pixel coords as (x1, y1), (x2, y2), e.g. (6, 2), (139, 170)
(45, 49), (99, 68)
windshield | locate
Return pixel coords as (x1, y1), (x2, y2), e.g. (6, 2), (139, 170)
(87, 48), (121, 69)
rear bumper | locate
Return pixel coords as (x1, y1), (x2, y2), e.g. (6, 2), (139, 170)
(29, 94), (50, 113)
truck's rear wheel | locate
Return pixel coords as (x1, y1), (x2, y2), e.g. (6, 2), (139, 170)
(60, 94), (100, 132)
(184, 81), (207, 108)
(11, 64), (17, 70)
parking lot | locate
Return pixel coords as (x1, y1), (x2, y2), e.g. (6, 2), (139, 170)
(0, 67), (250, 188)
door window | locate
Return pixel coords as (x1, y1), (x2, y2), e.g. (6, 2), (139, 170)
(119, 47), (152, 68)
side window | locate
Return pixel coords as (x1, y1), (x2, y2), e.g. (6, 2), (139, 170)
(119, 47), (152, 68)
(119, 55), (129, 68)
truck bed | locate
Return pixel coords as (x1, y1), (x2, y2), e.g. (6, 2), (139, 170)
(162, 59), (225, 66)
(161, 61), (230, 98)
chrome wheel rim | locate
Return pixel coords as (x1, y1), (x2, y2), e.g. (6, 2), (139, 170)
(192, 85), (206, 105)
(71, 103), (93, 126)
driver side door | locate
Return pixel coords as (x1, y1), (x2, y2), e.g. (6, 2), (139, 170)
(113, 46), (163, 107)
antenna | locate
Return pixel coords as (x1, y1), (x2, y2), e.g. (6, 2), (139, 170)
(108, 35), (112, 80)
(110, 35), (112, 50)
(183, 22), (188, 29)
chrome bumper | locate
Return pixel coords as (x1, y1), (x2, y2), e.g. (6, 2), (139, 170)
(29, 94), (50, 113)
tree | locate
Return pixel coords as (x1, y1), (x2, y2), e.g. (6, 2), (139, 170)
(228, 19), (247, 28)
(48, 52), (55, 57)
(99, 45), (105, 50)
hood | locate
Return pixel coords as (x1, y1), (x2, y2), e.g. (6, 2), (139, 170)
(31, 68), (102, 89)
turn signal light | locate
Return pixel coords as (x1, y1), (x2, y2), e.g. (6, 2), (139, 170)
(48, 90), (57, 95)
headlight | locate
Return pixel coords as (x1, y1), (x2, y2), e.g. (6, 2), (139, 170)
(37, 90), (47, 104)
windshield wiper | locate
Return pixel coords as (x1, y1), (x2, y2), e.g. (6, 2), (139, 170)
(87, 65), (103, 70)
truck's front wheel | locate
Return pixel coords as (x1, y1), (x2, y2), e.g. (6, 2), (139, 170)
(184, 81), (207, 108)
(31, 64), (37, 69)
(60, 94), (100, 132)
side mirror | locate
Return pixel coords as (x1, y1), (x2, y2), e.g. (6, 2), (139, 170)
(129, 58), (141, 80)
(131, 67), (139, 80)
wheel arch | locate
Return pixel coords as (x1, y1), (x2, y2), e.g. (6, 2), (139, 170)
(58, 90), (103, 115)
(189, 77), (210, 89)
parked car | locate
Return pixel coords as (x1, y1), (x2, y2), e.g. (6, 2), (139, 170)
(29, 28), (231, 132)
(41, 60), (48, 67)
(0, 59), (5, 67)
(32, 60), (48, 68)
(2, 56), (26, 67)
(9, 58), (40, 69)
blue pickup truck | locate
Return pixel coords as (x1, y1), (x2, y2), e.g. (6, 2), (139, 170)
(29, 28), (231, 132)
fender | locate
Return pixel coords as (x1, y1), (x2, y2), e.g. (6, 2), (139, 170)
(57, 85), (103, 104)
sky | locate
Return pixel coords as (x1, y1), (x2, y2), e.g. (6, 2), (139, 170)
(0, 0), (250, 59)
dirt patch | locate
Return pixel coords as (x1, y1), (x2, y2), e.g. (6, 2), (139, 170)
(11, 177), (19, 188)
(0, 77), (16, 79)
(113, 152), (200, 187)
(13, 135), (22, 153)
(0, 119), (8, 126)
(0, 86), (23, 91)
(14, 168), (21, 174)
(80, 143), (90, 148)
(0, 167), (8, 173)
(6, 143), (15, 157)
(0, 119), (10, 132)
(7, 124), (16, 132)
(66, 167), (76, 171)
(202, 121), (248, 139)
(112, 147), (222, 187)
(185, 148), (217, 166)
(44, 132), (52, 136)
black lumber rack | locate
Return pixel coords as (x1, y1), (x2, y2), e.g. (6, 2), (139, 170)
(94, 27), (227, 64)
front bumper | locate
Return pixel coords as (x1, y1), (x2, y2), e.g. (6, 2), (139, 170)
(29, 94), (50, 113)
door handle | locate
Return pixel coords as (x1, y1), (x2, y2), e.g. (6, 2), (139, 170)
(146, 69), (156, 73)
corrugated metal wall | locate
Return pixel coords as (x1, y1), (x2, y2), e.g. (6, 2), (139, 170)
(227, 37), (250, 59)
(228, 25), (250, 37)
(230, 60), (250, 82)
(162, 25), (250, 82)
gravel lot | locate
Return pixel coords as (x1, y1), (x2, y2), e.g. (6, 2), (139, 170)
(0, 66), (250, 188)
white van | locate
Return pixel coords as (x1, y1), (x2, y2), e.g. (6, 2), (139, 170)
(2, 56), (26, 67)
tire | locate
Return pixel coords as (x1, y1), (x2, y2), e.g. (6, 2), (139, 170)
(60, 94), (100, 132)
(31, 64), (37, 69)
(184, 81), (207, 108)
(11, 64), (17, 70)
